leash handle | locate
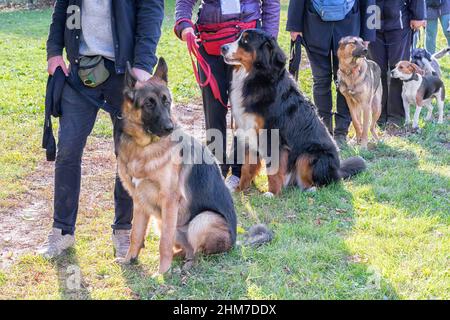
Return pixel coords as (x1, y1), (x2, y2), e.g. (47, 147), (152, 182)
(176, 19), (229, 109)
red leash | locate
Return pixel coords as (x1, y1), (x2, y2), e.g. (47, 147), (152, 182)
(176, 19), (229, 109)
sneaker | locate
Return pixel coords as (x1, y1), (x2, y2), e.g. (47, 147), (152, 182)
(225, 175), (240, 192)
(112, 229), (131, 258)
(37, 228), (75, 259)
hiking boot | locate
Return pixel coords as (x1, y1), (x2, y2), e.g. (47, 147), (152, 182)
(225, 175), (240, 193)
(37, 228), (75, 259)
(112, 229), (131, 258)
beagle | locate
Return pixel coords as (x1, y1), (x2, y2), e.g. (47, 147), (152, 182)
(391, 61), (445, 129)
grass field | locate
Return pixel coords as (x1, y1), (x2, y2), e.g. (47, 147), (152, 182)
(0, 1), (449, 299)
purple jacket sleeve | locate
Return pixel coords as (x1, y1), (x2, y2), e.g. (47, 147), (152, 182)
(175, 0), (198, 39)
(262, 0), (281, 39)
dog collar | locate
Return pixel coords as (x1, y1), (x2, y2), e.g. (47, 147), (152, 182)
(403, 73), (418, 82)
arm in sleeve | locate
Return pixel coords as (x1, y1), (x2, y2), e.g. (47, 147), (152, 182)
(360, 0), (376, 42)
(174, 0), (198, 39)
(134, 0), (165, 73)
(46, 0), (69, 60)
(261, 0), (281, 39)
(409, 0), (427, 20)
(286, 0), (306, 33)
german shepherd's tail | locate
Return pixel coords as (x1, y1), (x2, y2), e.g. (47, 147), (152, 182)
(338, 156), (367, 179)
(241, 224), (273, 246)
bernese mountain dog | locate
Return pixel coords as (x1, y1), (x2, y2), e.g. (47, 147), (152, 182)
(221, 29), (366, 196)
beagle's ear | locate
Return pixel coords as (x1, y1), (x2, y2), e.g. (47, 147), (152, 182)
(410, 63), (425, 76)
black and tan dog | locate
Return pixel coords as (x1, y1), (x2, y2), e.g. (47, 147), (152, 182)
(337, 36), (382, 149)
(221, 29), (366, 196)
(116, 58), (237, 274)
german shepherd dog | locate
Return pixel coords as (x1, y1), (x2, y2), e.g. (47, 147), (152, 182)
(221, 29), (366, 196)
(337, 36), (382, 149)
(116, 58), (237, 274)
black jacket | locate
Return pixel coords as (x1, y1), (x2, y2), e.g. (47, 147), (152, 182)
(376, 0), (426, 31)
(286, 0), (376, 56)
(46, 0), (164, 74)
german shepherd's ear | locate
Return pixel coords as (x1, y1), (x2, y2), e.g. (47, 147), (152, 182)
(125, 61), (138, 101)
(152, 57), (168, 84)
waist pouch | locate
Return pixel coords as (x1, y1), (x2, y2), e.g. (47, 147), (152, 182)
(312, 0), (354, 21)
(197, 20), (257, 56)
(77, 55), (110, 88)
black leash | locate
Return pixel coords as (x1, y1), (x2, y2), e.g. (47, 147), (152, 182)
(43, 69), (122, 161)
(289, 35), (302, 82)
(65, 78), (122, 118)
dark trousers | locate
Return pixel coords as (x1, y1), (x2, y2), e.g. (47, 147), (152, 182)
(306, 48), (351, 137)
(198, 45), (241, 178)
(53, 59), (133, 234)
(369, 28), (412, 125)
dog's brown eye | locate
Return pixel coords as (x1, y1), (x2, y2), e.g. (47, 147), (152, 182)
(144, 98), (156, 108)
(161, 95), (170, 106)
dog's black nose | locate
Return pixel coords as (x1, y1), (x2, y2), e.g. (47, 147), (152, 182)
(164, 123), (174, 133)
(221, 44), (229, 55)
(363, 48), (368, 54)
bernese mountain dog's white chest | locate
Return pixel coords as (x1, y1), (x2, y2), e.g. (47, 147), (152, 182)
(229, 67), (258, 131)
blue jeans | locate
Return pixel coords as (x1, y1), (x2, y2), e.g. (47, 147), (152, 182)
(53, 60), (133, 234)
(426, 14), (450, 54)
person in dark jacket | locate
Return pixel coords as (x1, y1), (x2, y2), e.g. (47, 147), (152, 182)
(368, 0), (426, 127)
(287, 0), (376, 145)
(38, 0), (164, 259)
(175, 0), (281, 192)
(425, 0), (450, 53)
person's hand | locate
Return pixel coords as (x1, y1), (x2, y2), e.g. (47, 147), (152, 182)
(132, 67), (151, 82)
(410, 20), (426, 30)
(290, 31), (303, 41)
(47, 55), (68, 76)
(181, 27), (195, 42)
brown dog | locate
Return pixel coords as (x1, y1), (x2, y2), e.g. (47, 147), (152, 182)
(116, 58), (237, 274)
(337, 36), (382, 149)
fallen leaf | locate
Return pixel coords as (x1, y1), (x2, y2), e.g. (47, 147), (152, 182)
(237, 226), (246, 235)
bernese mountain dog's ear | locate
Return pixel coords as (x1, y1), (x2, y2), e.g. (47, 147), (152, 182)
(254, 37), (286, 81)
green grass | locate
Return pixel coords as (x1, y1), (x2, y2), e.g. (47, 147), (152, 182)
(0, 1), (449, 299)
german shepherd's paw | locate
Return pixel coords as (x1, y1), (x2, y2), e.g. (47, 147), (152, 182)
(114, 257), (137, 265)
(182, 259), (195, 272)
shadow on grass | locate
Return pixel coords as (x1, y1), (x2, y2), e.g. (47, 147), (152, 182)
(115, 181), (399, 299)
(352, 133), (449, 221)
(54, 248), (91, 300)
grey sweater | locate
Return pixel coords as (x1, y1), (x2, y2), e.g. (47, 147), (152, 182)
(79, 0), (115, 60)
